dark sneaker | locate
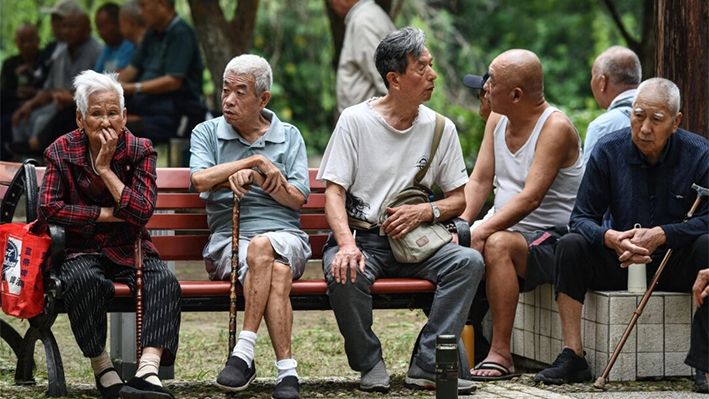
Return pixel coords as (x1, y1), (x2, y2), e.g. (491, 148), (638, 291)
(272, 376), (300, 399)
(119, 373), (173, 399)
(359, 359), (390, 393)
(695, 371), (709, 394)
(534, 348), (592, 384)
(404, 361), (477, 394)
(216, 356), (256, 392)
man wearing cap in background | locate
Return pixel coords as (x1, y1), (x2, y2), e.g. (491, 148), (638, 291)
(459, 49), (584, 381)
(464, 72), (492, 123)
(8, 0), (101, 159)
(330, 0), (395, 116)
(584, 46), (641, 163)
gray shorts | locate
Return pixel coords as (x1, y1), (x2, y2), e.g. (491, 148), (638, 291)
(517, 225), (568, 292)
(203, 229), (311, 283)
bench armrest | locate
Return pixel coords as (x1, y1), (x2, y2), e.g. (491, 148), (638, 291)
(46, 224), (66, 299)
(0, 160), (39, 224)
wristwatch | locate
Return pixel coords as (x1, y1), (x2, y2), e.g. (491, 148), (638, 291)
(430, 202), (441, 223)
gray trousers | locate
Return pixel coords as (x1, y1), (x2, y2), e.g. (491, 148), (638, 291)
(323, 231), (484, 373)
(61, 255), (181, 365)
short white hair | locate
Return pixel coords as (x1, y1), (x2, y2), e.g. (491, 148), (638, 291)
(223, 54), (272, 96)
(73, 70), (124, 118)
(635, 77), (681, 116)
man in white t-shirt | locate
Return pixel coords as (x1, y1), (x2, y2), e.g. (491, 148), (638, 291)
(318, 27), (483, 394)
(461, 49), (584, 381)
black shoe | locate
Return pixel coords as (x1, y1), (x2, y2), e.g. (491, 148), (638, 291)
(696, 371), (709, 393)
(534, 348), (592, 385)
(272, 376), (300, 399)
(119, 373), (173, 399)
(216, 356), (256, 392)
(94, 367), (124, 399)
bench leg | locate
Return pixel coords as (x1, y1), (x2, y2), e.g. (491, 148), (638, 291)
(0, 318), (27, 360)
(15, 325), (67, 397)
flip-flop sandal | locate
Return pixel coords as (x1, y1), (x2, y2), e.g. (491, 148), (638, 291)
(470, 361), (521, 381)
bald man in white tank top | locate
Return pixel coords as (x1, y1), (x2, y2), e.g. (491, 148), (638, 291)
(460, 49), (584, 380)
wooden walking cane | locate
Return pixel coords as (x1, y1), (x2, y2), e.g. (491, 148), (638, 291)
(594, 183), (709, 389)
(135, 232), (144, 363)
(228, 193), (241, 355)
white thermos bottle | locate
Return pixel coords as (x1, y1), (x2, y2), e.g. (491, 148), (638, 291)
(627, 223), (647, 293)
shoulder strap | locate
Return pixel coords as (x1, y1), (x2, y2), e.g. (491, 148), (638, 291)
(414, 112), (445, 186)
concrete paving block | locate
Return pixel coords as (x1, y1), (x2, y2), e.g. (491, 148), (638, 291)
(512, 328), (525, 357)
(608, 352), (636, 381)
(518, 291), (526, 305)
(540, 309), (551, 337)
(540, 283), (552, 310)
(596, 322), (609, 353)
(583, 319), (597, 351)
(523, 291), (535, 306)
(665, 351), (692, 376)
(665, 295), (692, 324)
(524, 304), (535, 331)
(551, 338), (562, 359)
(609, 324), (636, 354)
(637, 352), (664, 378)
(594, 351), (608, 378)
(636, 324), (664, 353)
(597, 294), (609, 325)
(665, 324), (691, 352)
(636, 295), (663, 325)
(609, 295), (637, 324)
(585, 350), (596, 377)
(534, 304), (541, 335)
(524, 330), (535, 359)
(583, 292), (597, 322)
(514, 303), (525, 329)
(551, 310), (562, 340)
(539, 335), (551, 365)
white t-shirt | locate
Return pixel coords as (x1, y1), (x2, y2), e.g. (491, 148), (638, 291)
(317, 100), (468, 224)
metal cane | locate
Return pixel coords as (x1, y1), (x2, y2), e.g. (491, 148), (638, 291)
(228, 192), (241, 356)
(594, 183), (709, 389)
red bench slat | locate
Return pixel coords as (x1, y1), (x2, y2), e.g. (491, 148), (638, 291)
(147, 213), (208, 230)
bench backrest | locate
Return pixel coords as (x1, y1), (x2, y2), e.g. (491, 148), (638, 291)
(148, 168), (329, 260)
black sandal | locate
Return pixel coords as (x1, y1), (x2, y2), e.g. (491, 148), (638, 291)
(94, 367), (124, 399)
(119, 372), (174, 399)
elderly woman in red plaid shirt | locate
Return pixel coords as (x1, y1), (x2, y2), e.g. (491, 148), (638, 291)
(38, 70), (180, 399)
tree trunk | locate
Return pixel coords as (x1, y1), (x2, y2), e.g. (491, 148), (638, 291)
(187, 0), (260, 111)
(655, 0), (709, 138)
(601, 0), (655, 79)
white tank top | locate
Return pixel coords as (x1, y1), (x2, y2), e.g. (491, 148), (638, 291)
(492, 107), (585, 231)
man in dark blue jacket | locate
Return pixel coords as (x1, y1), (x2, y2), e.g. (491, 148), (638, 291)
(535, 77), (709, 384)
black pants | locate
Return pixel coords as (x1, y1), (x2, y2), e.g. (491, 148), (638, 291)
(61, 255), (181, 365)
(555, 233), (709, 303)
(686, 300), (709, 373)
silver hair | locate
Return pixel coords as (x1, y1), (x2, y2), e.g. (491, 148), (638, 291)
(374, 26), (426, 89)
(73, 70), (124, 118)
(635, 77), (681, 116)
(223, 54), (273, 96)
(594, 46), (641, 87)
(120, 0), (144, 25)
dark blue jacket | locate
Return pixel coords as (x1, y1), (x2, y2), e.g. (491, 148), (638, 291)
(570, 127), (709, 258)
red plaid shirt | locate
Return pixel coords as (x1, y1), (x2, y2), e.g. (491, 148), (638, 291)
(38, 128), (160, 267)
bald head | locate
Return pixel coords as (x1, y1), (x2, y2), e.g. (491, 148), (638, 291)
(593, 46), (641, 88)
(490, 49), (545, 102)
(15, 23), (40, 62)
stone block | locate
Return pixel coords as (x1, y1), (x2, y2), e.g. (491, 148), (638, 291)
(665, 324), (691, 352)
(524, 331), (535, 359)
(665, 295), (692, 324)
(583, 320), (597, 351)
(665, 352), (691, 376)
(524, 304), (535, 332)
(540, 284), (552, 310)
(609, 295), (636, 324)
(551, 310), (561, 340)
(594, 351), (608, 378)
(638, 295), (663, 324)
(540, 309), (551, 337)
(636, 324), (663, 353)
(514, 303), (524, 329)
(551, 338), (562, 360)
(539, 335), (551, 365)
(609, 324), (636, 354)
(637, 352), (664, 378)
(596, 323), (609, 354)
(585, 350), (596, 378)
(512, 328), (524, 357)
(608, 353), (636, 381)
(583, 292), (597, 322)
(597, 294), (609, 325)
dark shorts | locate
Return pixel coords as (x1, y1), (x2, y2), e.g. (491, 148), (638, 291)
(517, 225), (568, 292)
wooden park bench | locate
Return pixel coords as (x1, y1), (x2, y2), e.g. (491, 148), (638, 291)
(0, 161), (438, 397)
